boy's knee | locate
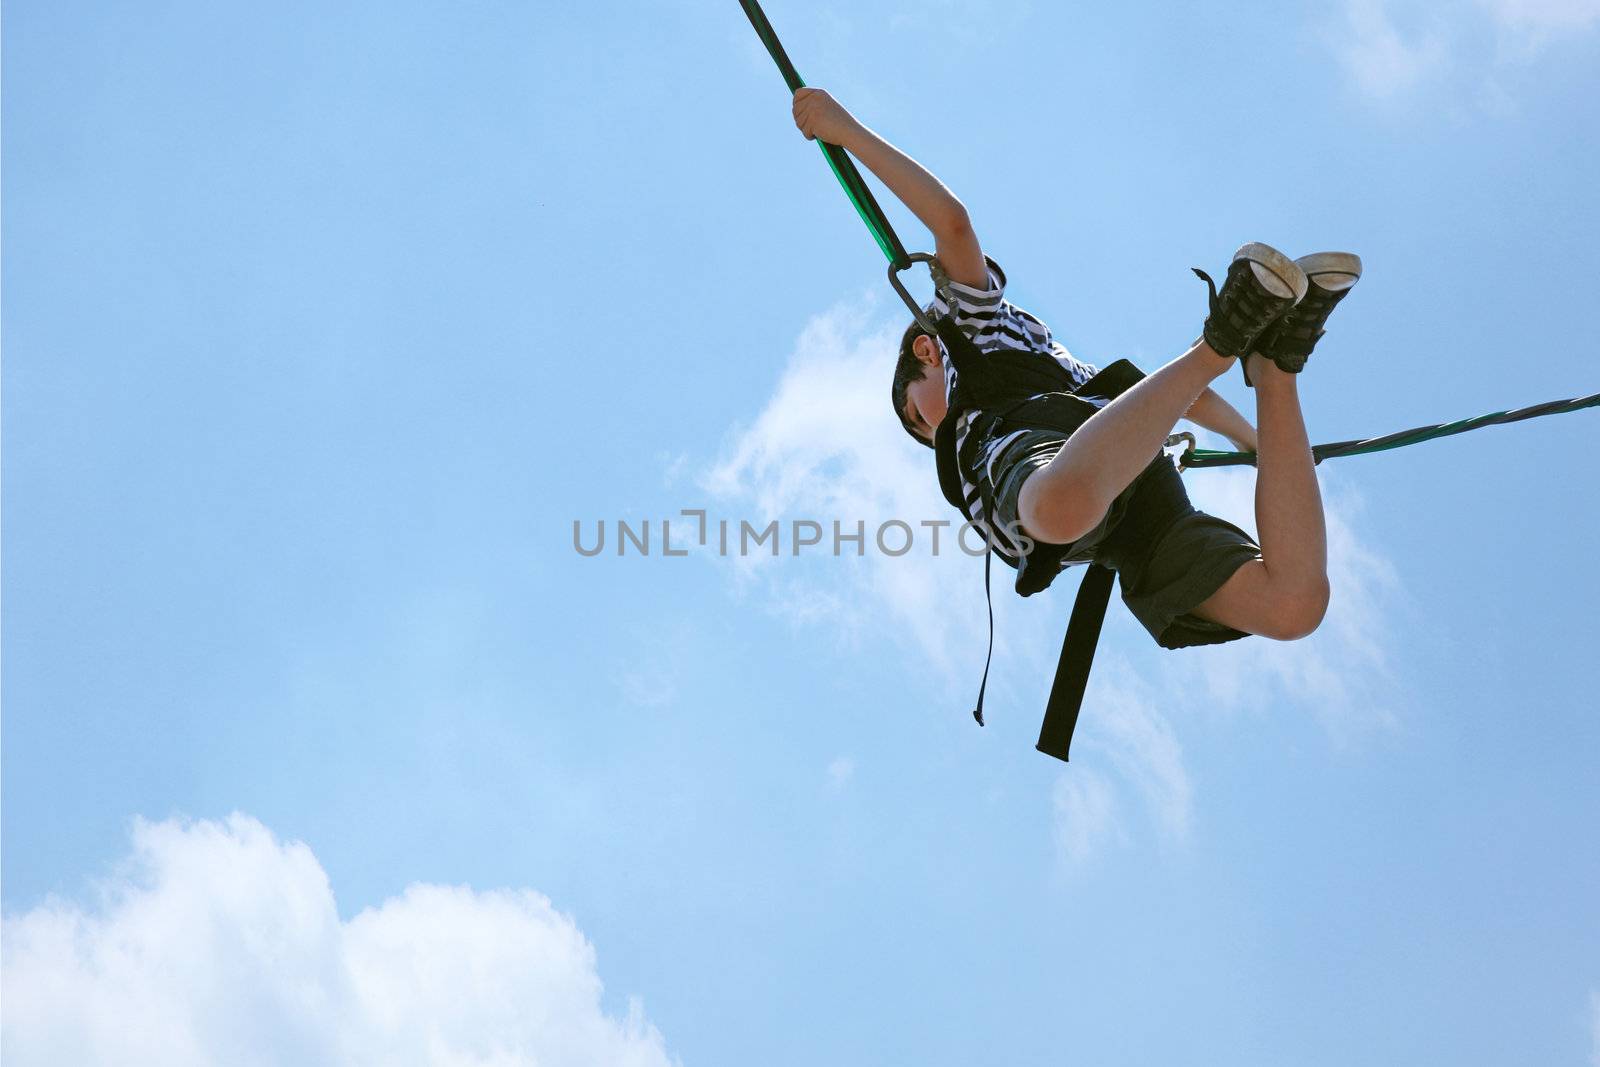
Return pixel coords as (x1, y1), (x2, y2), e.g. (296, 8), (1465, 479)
(1265, 578), (1330, 641)
(1018, 474), (1109, 546)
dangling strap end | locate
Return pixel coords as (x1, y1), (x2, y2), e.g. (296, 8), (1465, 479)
(971, 549), (995, 730)
(1035, 563), (1116, 764)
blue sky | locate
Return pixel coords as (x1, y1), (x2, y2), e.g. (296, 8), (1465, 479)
(4, 2), (1598, 1064)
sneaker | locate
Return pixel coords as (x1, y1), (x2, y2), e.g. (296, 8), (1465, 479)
(1192, 243), (1309, 370)
(1250, 252), (1362, 383)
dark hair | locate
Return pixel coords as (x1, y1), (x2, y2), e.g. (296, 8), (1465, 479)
(891, 319), (936, 449)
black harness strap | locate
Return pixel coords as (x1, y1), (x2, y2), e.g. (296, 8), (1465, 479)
(928, 305), (1144, 762)
(972, 549), (994, 726)
(1036, 563), (1115, 761)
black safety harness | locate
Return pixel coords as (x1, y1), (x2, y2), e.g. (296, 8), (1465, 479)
(928, 305), (1149, 761)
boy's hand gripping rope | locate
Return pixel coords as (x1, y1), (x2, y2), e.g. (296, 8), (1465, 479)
(737, 1), (939, 333)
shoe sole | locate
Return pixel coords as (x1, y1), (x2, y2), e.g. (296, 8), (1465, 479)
(1235, 242), (1309, 303)
(1295, 251), (1363, 293)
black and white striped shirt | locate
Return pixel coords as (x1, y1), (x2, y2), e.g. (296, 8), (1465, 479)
(931, 259), (1099, 546)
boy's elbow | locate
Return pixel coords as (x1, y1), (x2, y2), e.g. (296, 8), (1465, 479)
(931, 206), (986, 287)
(935, 203), (973, 238)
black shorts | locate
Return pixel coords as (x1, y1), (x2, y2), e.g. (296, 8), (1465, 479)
(990, 428), (1262, 649)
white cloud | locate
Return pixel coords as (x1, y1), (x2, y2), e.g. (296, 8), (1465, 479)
(1, 814), (677, 1067)
(1328, 0), (1448, 99)
(1327, 0), (1600, 103)
(703, 295), (989, 674)
(1052, 767), (1122, 866)
(1051, 658), (1195, 869)
(1089, 661), (1195, 838)
(1481, 0), (1600, 43)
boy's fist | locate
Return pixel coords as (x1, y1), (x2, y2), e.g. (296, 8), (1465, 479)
(792, 88), (859, 146)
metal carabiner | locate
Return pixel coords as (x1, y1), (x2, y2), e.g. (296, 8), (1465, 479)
(887, 252), (941, 335)
(1165, 431), (1198, 470)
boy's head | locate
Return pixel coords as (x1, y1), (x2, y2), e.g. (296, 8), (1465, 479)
(891, 319), (948, 448)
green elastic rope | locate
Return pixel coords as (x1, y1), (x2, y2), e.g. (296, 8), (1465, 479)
(739, 0), (911, 269)
(1181, 391), (1600, 469)
(818, 143), (905, 266)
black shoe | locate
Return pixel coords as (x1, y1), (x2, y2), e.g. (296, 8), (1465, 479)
(1251, 252), (1362, 382)
(1192, 243), (1309, 371)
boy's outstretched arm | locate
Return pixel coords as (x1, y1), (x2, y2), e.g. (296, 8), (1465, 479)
(1185, 386), (1258, 452)
(792, 88), (986, 289)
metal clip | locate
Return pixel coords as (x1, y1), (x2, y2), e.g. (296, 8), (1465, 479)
(1165, 431), (1197, 470)
(887, 252), (940, 334)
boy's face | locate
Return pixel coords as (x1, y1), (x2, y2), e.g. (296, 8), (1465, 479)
(902, 334), (947, 442)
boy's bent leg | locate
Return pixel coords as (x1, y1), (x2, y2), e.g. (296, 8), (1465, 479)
(1188, 559), (1325, 641)
(1020, 340), (1233, 544)
(1189, 356), (1329, 640)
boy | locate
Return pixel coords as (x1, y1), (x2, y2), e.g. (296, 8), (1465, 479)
(792, 87), (1358, 655)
